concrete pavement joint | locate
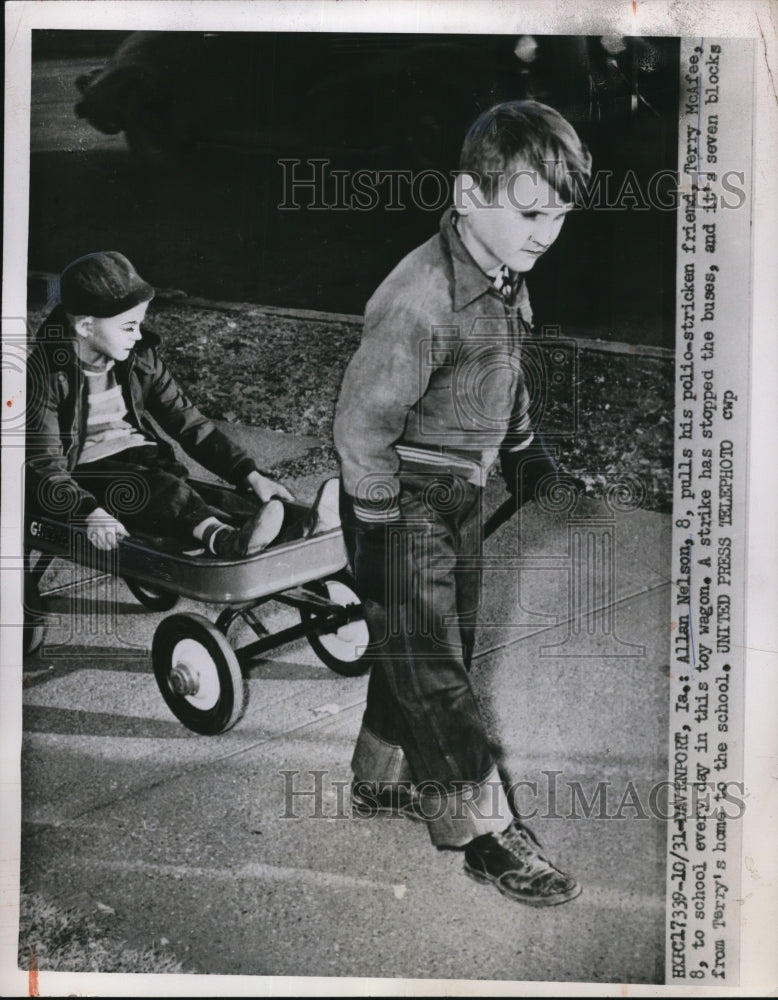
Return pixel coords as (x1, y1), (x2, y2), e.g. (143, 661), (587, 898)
(499, 754), (667, 776)
(472, 578), (671, 662)
(44, 856), (665, 912)
(52, 856), (409, 898)
(39, 570), (110, 598)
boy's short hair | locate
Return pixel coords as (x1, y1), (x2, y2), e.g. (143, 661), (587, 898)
(59, 251), (154, 318)
(459, 100), (592, 205)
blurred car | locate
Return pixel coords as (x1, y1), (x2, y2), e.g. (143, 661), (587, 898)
(74, 31), (532, 169)
(74, 31), (678, 171)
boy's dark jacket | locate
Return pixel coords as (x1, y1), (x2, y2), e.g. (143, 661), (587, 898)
(26, 306), (259, 519)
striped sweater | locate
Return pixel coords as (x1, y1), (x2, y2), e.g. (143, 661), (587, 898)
(78, 359), (150, 465)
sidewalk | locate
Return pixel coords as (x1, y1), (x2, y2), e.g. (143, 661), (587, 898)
(17, 456), (672, 988)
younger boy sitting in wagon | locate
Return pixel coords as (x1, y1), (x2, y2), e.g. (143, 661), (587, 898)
(26, 251), (297, 557)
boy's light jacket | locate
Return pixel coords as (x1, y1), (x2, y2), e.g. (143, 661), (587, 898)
(25, 306), (259, 519)
(333, 207), (535, 521)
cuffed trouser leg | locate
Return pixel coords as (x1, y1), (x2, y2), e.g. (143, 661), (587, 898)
(351, 723), (413, 787)
(351, 724), (511, 846)
(343, 473), (513, 848)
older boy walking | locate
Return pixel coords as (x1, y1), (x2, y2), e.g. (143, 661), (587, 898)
(333, 101), (591, 906)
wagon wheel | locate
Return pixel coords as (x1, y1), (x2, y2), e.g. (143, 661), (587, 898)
(152, 613), (246, 734)
(300, 572), (371, 677)
(124, 577), (179, 611)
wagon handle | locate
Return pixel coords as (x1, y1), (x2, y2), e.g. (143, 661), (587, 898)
(482, 495), (520, 542)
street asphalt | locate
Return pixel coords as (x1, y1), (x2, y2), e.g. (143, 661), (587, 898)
(12, 417), (673, 992)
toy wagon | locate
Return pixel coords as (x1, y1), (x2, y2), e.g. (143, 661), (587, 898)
(23, 477), (370, 736)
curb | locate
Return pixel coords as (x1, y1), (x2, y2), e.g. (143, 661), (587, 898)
(27, 272), (674, 361)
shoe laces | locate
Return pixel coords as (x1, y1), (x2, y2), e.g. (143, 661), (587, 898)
(497, 822), (554, 866)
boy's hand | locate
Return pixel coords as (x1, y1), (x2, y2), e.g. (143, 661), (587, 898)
(85, 507), (130, 551)
(246, 470), (295, 504)
(500, 435), (559, 507)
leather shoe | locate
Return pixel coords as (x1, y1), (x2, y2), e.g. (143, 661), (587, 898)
(464, 820), (581, 906)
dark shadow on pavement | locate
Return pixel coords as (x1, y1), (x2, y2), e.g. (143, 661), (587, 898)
(22, 703), (194, 739)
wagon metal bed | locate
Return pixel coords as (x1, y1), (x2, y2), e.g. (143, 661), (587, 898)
(23, 477), (370, 735)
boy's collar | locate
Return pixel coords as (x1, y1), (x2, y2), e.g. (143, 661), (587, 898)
(79, 356), (116, 375)
(442, 209), (533, 325)
(442, 209), (493, 311)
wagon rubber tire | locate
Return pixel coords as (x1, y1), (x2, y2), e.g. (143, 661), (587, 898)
(152, 613), (246, 735)
(23, 607), (46, 656)
(23, 577), (46, 655)
(124, 577), (180, 611)
(23, 614), (46, 656)
(300, 572), (371, 677)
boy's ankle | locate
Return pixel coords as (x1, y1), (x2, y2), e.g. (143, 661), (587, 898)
(201, 522), (236, 557)
(202, 502), (285, 559)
